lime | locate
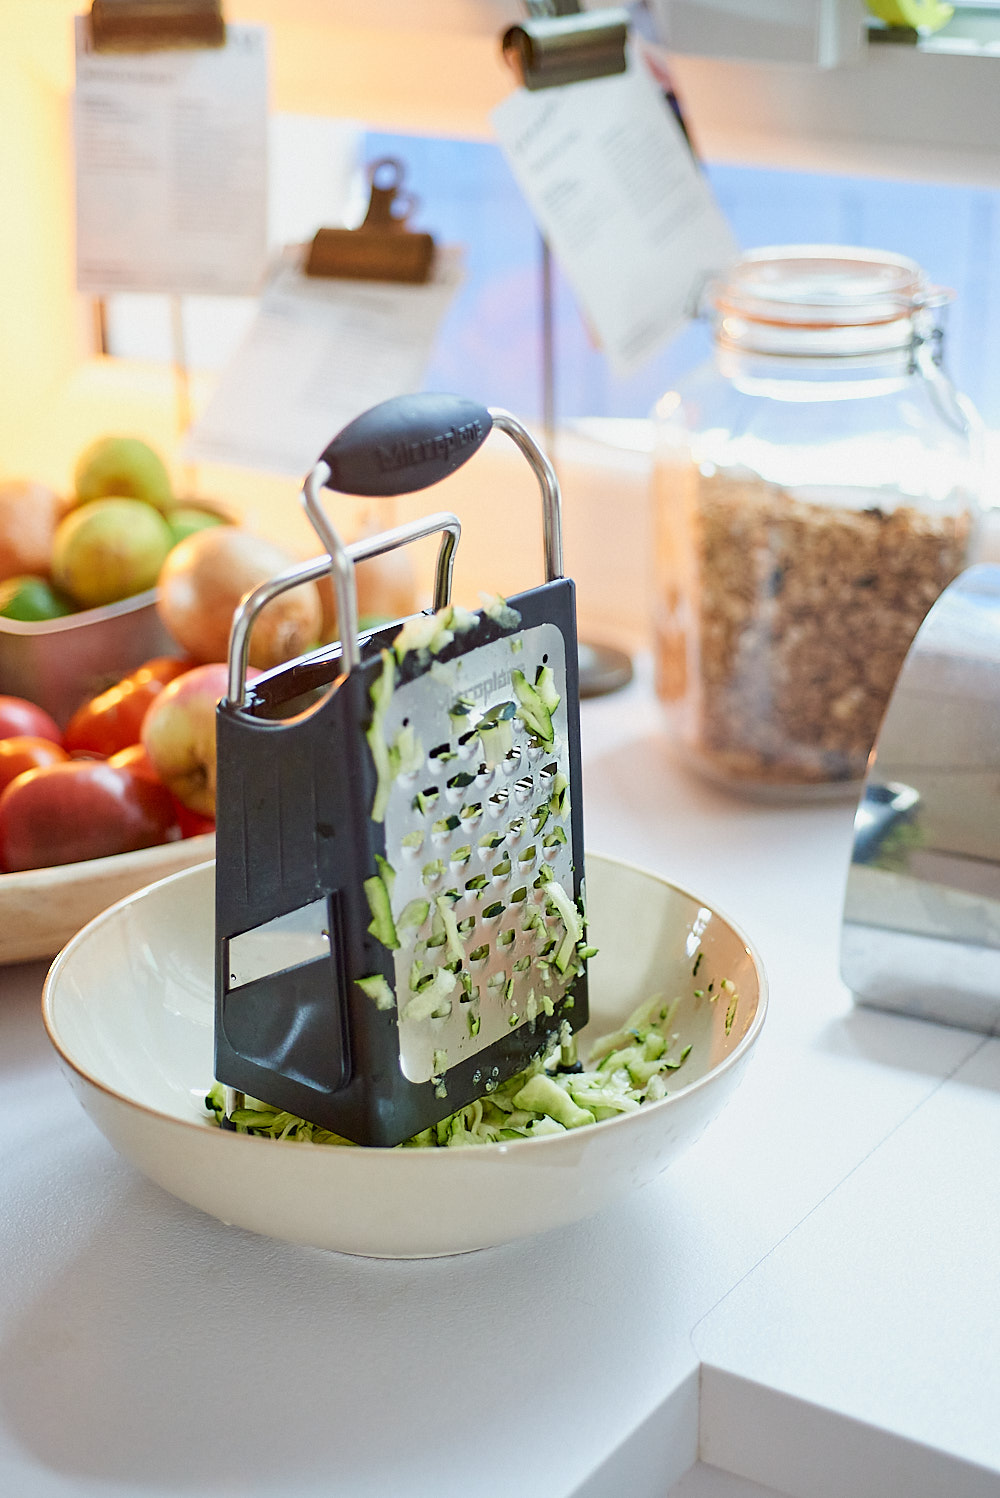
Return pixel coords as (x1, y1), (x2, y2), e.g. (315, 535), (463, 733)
(0, 575), (75, 621)
(167, 507), (227, 546)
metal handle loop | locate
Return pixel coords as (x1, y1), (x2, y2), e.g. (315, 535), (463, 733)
(225, 506), (461, 709)
(486, 407), (563, 583)
(225, 405), (562, 711)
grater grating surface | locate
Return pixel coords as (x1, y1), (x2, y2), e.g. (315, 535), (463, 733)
(381, 621), (575, 1085)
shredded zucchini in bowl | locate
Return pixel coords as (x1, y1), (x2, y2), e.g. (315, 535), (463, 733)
(204, 994), (696, 1149)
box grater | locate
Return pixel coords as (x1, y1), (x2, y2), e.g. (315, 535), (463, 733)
(214, 394), (589, 1147)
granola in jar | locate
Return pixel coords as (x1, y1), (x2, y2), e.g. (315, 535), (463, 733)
(654, 463), (971, 788)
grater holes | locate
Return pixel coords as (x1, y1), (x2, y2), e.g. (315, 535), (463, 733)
(445, 770), (476, 804)
(542, 827), (568, 859)
(431, 813), (461, 840)
(401, 829), (425, 858)
(501, 747), (522, 777)
(390, 627), (574, 1081)
(488, 787), (509, 818)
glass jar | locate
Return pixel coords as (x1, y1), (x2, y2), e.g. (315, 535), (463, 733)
(653, 245), (982, 797)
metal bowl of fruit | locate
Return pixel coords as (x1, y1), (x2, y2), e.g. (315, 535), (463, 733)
(0, 438), (230, 726)
(0, 588), (179, 728)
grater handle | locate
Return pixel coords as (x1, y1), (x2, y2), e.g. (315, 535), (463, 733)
(488, 407), (562, 585)
(225, 513), (460, 708)
(306, 394), (562, 587)
(318, 393), (493, 497)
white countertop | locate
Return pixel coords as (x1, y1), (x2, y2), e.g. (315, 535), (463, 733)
(1, 663), (997, 1498)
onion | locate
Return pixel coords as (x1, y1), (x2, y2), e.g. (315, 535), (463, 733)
(0, 481), (69, 583)
(157, 527), (322, 669)
(316, 525), (419, 641)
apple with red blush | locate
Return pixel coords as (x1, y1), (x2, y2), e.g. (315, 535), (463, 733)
(140, 663), (260, 818)
(0, 695), (62, 746)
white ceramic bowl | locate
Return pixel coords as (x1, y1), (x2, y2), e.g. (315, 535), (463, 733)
(42, 855), (766, 1258)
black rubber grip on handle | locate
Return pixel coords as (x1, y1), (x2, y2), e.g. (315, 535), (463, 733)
(319, 393), (493, 497)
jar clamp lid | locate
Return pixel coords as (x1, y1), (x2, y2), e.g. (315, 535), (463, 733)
(706, 244), (952, 357)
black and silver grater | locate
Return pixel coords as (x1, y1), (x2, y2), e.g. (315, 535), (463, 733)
(213, 394), (589, 1147)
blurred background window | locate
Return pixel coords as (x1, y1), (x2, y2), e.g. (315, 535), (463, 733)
(105, 127), (1000, 429)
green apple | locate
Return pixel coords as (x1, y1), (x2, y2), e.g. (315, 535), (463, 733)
(51, 498), (173, 609)
(74, 436), (174, 513)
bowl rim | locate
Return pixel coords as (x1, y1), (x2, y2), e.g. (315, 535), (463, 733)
(0, 832), (216, 891)
(0, 584), (160, 637)
(41, 851), (768, 1160)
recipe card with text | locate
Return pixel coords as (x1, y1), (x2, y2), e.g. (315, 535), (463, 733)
(74, 20), (269, 296)
(492, 46), (737, 376)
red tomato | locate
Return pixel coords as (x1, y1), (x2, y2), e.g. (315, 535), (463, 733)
(0, 696), (62, 746)
(0, 737), (69, 794)
(0, 761), (179, 873)
(107, 743), (160, 783)
(64, 656), (190, 757)
(173, 800), (215, 839)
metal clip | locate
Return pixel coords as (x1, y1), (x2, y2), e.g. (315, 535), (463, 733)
(502, 7), (629, 90)
(305, 158), (436, 285)
(88, 0), (225, 52)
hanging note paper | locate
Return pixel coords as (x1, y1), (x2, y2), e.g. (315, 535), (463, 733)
(492, 44), (738, 377)
(74, 18), (269, 296)
(184, 248), (464, 476)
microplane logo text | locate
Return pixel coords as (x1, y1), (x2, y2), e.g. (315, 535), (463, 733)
(468, 668), (511, 705)
(377, 420), (483, 473)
